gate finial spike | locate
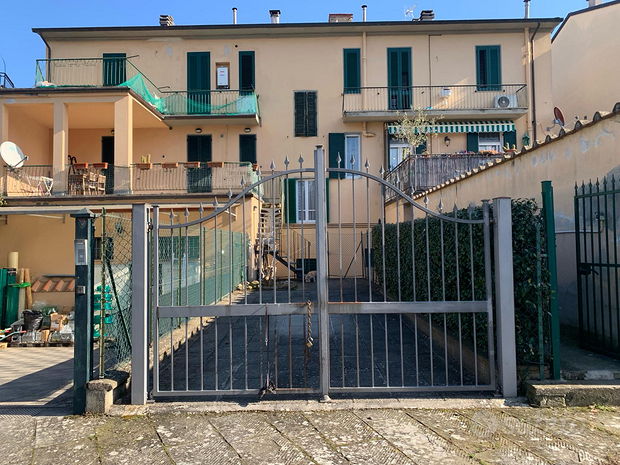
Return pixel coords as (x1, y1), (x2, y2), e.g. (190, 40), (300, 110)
(424, 193), (428, 207)
(365, 158), (370, 170)
(240, 176), (246, 188)
(199, 202), (204, 215)
(336, 152), (341, 166)
(214, 197), (219, 208)
(227, 188), (233, 199)
(453, 203), (458, 217)
(270, 160), (275, 173)
(184, 208), (189, 220)
(284, 155), (290, 168)
(349, 153), (356, 166)
(298, 154), (304, 166)
(379, 164), (385, 176)
(169, 209), (174, 222)
(438, 199), (444, 213)
(612, 174), (616, 189)
(394, 172), (400, 186)
(256, 167), (261, 178)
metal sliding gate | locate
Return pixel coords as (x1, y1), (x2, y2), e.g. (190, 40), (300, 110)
(146, 146), (507, 400)
(575, 178), (620, 359)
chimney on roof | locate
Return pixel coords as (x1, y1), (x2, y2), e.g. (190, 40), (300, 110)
(588, 0), (602, 7)
(524, 0), (530, 19)
(269, 9), (281, 24)
(329, 13), (353, 22)
(362, 5), (367, 22)
(232, 7), (237, 24)
(159, 15), (174, 27)
(419, 10), (434, 21)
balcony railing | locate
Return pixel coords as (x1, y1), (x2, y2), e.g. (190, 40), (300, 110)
(130, 162), (260, 196)
(343, 84), (527, 115)
(0, 72), (15, 89)
(34, 58), (259, 118)
(1, 165), (54, 197)
(384, 154), (499, 201)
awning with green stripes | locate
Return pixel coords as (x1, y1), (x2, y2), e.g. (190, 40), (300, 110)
(387, 120), (516, 135)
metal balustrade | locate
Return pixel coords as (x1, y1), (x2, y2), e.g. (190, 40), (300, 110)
(343, 84), (527, 114)
(1, 165), (54, 197)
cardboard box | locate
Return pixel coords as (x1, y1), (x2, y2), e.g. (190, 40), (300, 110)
(50, 314), (64, 332)
(40, 330), (50, 342)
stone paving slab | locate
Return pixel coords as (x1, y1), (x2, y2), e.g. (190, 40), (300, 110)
(5, 406), (620, 464)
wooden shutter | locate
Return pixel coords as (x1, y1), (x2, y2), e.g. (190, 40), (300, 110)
(103, 53), (126, 86)
(306, 92), (318, 137)
(328, 133), (345, 179)
(294, 92), (306, 137)
(187, 52), (210, 91)
(503, 131), (517, 149)
(239, 51), (255, 91)
(285, 178), (297, 223)
(343, 49), (361, 94)
(467, 133), (479, 153)
(239, 134), (257, 164)
(476, 46), (501, 91)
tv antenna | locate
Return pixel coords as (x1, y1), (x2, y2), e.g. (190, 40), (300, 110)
(404, 4), (418, 20)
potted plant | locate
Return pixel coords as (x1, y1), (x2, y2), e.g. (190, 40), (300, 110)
(162, 162), (179, 169)
(207, 161), (225, 168)
(135, 162), (152, 170)
(503, 143), (517, 154)
(184, 161), (201, 169)
(92, 162), (108, 169)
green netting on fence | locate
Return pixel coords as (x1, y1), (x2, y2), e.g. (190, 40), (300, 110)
(156, 227), (246, 337)
(97, 211), (133, 378)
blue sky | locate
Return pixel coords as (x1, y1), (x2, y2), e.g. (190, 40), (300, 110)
(0, 0), (590, 87)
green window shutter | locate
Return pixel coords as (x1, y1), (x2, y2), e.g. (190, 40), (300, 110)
(239, 51), (255, 91)
(325, 178), (330, 223)
(503, 131), (517, 149)
(476, 46), (501, 91)
(285, 178), (297, 223)
(305, 92), (318, 137)
(343, 48), (361, 94)
(467, 133), (479, 153)
(239, 134), (257, 164)
(103, 53), (126, 86)
(328, 133), (345, 179)
(187, 52), (210, 91)
(294, 91), (306, 137)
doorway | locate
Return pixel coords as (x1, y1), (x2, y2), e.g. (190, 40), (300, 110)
(387, 48), (412, 110)
(101, 136), (114, 195)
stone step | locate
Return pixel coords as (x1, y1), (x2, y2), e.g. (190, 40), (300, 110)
(526, 380), (620, 407)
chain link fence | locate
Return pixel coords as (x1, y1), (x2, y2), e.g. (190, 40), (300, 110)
(96, 209), (133, 378)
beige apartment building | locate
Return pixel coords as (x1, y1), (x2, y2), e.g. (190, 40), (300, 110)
(552, 0), (620, 126)
(0, 9), (560, 300)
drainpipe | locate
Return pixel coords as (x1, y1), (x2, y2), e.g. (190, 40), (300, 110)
(530, 21), (541, 142)
(232, 7), (237, 24)
(361, 26), (375, 138)
(524, 28), (533, 143)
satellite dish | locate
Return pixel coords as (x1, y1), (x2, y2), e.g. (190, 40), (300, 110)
(0, 141), (28, 169)
(554, 107), (565, 127)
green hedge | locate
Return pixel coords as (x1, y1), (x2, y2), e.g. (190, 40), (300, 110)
(372, 198), (550, 364)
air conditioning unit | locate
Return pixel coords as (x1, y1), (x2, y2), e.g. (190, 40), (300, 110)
(494, 94), (518, 109)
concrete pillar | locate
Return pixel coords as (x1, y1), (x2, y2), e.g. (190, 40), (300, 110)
(0, 104), (8, 185)
(53, 102), (68, 195)
(114, 96), (133, 194)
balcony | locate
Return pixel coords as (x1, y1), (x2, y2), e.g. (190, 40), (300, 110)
(342, 84), (528, 122)
(34, 58), (259, 124)
(0, 72), (15, 89)
(384, 154), (499, 202)
(1, 162), (260, 199)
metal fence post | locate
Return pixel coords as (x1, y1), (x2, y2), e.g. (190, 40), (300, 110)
(314, 144), (330, 401)
(493, 197), (517, 397)
(71, 208), (97, 415)
(541, 181), (561, 379)
(131, 204), (149, 405)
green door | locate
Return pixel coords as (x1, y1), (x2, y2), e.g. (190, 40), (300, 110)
(103, 53), (126, 86)
(187, 52), (210, 114)
(387, 48), (412, 110)
(187, 135), (212, 193)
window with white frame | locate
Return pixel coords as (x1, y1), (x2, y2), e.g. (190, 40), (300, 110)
(389, 143), (411, 171)
(344, 134), (361, 178)
(478, 132), (502, 152)
(297, 179), (316, 223)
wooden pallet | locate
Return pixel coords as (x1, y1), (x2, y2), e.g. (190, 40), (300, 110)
(8, 341), (74, 348)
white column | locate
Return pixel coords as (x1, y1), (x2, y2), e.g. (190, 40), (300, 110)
(53, 102), (68, 194)
(0, 104), (8, 184)
(114, 96), (133, 194)
(493, 197), (517, 397)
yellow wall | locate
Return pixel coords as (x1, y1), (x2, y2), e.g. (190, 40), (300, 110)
(7, 106), (52, 165)
(553, 3), (620, 123)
